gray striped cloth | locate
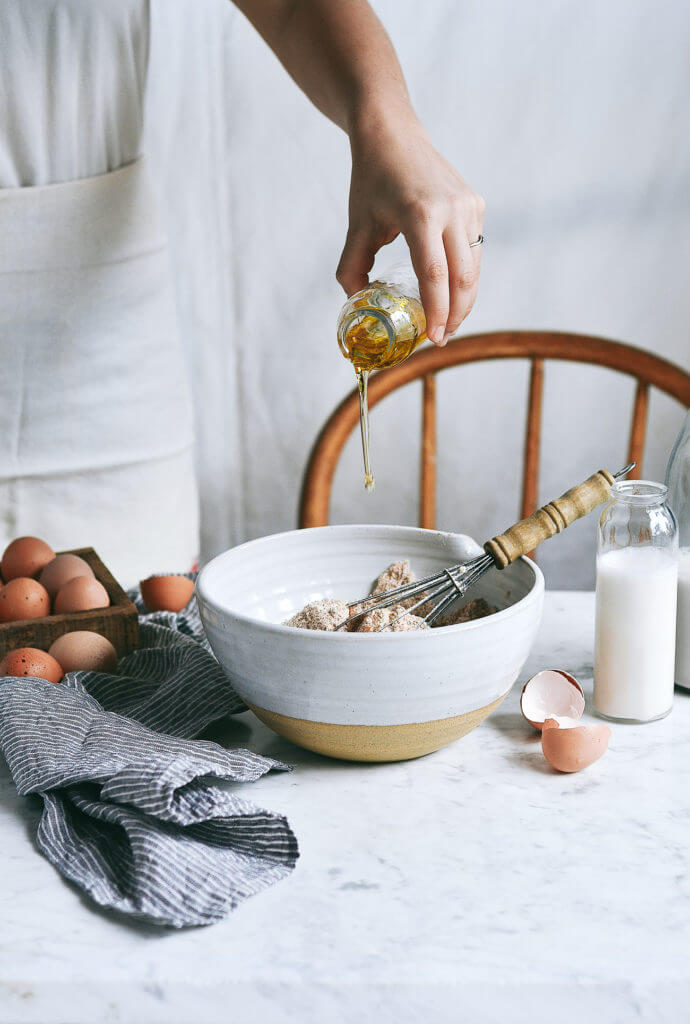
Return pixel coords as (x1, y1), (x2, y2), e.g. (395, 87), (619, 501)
(0, 585), (298, 928)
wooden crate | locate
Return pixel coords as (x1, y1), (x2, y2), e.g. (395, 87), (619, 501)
(0, 548), (139, 658)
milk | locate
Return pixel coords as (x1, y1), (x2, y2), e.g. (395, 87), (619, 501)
(676, 548), (690, 691)
(594, 546), (678, 721)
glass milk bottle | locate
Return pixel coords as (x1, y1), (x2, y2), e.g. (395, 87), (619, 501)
(593, 481), (678, 722)
(666, 412), (690, 691)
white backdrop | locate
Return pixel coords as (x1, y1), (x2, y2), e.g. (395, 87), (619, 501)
(145, 0), (690, 588)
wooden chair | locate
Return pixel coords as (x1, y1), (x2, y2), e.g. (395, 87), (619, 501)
(299, 330), (690, 529)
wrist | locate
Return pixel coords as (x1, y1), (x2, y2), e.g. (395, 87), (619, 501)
(347, 91), (423, 147)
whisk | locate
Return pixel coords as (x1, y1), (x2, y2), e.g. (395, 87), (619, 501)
(339, 463), (635, 631)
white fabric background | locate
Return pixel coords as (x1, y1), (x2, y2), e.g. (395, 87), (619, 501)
(145, 0), (690, 588)
(0, 0), (148, 187)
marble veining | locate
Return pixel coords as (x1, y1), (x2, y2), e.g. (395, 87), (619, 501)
(0, 592), (687, 1023)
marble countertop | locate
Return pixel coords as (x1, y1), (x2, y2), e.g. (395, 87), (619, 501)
(1, 592), (687, 1024)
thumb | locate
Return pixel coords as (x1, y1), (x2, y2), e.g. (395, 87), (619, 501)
(336, 229), (375, 296)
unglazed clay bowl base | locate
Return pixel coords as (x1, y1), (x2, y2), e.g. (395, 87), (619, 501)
(247, 693), (507, 762)
(196, 525), (544, 762)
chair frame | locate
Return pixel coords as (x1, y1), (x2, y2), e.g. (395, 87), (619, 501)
(299, 330), (690, 529)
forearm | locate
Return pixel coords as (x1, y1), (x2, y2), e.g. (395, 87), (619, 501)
(231, 0), (417, 136)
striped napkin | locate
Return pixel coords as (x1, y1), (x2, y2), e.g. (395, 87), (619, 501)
(0, 588), (298, 928)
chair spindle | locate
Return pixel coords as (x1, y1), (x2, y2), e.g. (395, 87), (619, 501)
(521, 358), (544, 519)
(420, 373), (437, 529)
(627, 379), (649, 480)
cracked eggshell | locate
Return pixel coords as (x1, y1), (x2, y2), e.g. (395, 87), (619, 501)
(520, 669), (585, 731)
(541, 718), (611, 773)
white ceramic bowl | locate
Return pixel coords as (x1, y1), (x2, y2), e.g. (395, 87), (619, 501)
(197, 525), (544, 761)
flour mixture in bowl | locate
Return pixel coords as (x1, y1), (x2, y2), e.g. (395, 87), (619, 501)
(283, 560), (497, 633)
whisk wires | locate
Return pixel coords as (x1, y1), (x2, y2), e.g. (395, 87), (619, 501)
(338, 553), (494, 632)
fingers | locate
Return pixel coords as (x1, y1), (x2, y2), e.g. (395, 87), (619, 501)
(336, 229), (376, 296)
(404, 221), (449, 345)
(443, 226), (481, 342)
(443, 190), (485, 341)
(404, 191), (485, 346)
(339, 187), (486, 345)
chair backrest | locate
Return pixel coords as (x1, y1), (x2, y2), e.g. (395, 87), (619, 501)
(299, 330), (690, 529)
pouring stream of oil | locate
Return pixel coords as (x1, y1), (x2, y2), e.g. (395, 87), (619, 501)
(356, 369), (374, 491)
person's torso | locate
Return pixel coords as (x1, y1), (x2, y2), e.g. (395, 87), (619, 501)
(0, 0), (149, 187)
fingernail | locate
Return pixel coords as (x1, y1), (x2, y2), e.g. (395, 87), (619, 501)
(429, 326), (444, 344)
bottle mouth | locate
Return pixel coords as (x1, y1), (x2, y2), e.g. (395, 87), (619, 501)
(337, 307), (396, 362)
(611, 480), (668, 506)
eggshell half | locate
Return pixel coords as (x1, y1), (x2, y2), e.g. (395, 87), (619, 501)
(140, 575), (194, 613)
(40, 554), (95, 599)
(49, 631), (118, 674)
(54, 576), (110, 614)
(541, 718), (611, 773)
(520, 670), (585, 731)
(0, 647), (63, 684)
(1, 536), (55, 581)
(0, 578), (51, 622)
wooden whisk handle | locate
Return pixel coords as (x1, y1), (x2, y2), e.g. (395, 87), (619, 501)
(484, 469), (615, 568)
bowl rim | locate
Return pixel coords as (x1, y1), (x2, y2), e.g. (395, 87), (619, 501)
(196, 524), (544, 642)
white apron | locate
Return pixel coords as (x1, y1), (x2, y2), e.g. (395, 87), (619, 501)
(0, 2), (199, 587)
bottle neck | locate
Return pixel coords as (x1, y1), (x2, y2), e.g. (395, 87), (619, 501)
(610, 480), (668, 508)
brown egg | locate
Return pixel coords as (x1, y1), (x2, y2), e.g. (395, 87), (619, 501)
(49, 631), (118, 674)
(40, 553), (95, 599)
(140, 575), (195, 613)
(0, 647), (63, 684)
(541, 718), (611, 773)
(54, 576), (110, 614)
(520, 669), (585, 731)
(1, 536), (56, 581)
(0, 577), (51, 622)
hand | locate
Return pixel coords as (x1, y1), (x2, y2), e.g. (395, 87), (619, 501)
(337, 112), (485, 345)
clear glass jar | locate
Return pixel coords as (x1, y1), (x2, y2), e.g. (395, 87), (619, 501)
(337, 263), (427, 372)
(666, 411), (690, 690)
(593, 481), (678, 722)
